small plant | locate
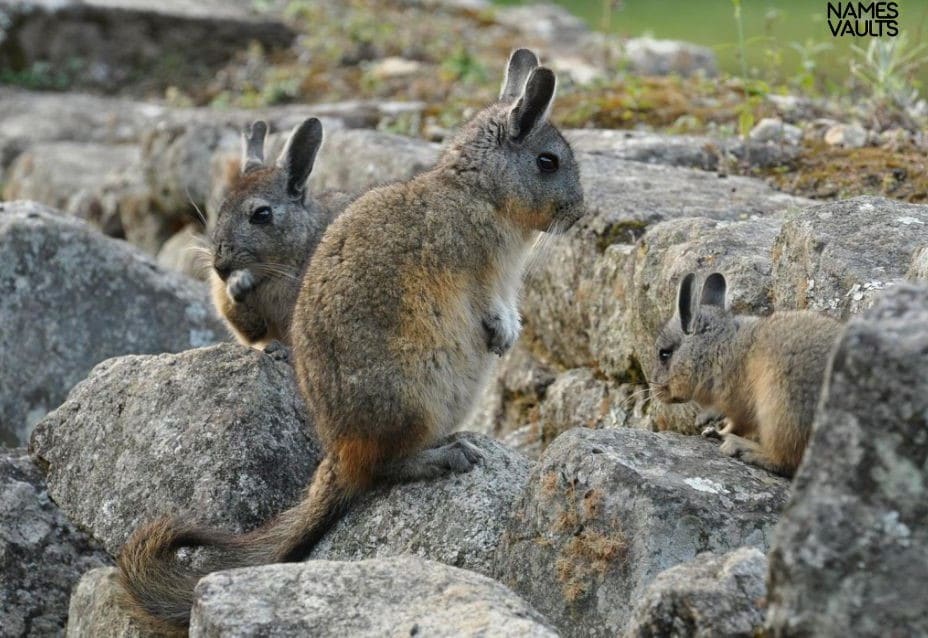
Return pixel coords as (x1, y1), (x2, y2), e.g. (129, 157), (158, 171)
(731, 0), (748, 81)
(0, 59), (83, 90)
(788, 39), (833, 94)
(850, 33), (928, 110)
(440, 49), (487, 85)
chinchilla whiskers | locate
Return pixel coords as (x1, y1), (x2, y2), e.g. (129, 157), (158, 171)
(185, 186), (209, 229)
(524, 220), (561, 276)
(253, 263), (299, 280)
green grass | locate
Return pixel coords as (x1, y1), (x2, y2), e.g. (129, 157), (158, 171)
(494, 0), (928, 92)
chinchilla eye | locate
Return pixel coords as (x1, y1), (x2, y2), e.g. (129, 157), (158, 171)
(658, 347), (673, 363)
(250, 206), (272, 225)
(536, 153), (559, 173)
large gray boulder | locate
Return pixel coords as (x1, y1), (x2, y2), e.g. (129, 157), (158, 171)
(191, 557), (557, 637)
(1, 448), (109, 636)
(519, 152), (809, 373)
(618, 216), (784, 384)
(0, 202), (224, 446)
(771, 196), (928, 317)
(0, 0), (295, 93)
(766, 283), (928, 637)
(309, 433), (531, 578)
(495, 427), (788, 637)
(622, 37), (717, 77)
(29, 343), (321, 555)
(2, 142), (140, 237)
(625, 547), (768, 638)
(308, 128), (440, 195)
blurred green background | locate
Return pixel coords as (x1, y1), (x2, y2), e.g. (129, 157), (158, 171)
(495, 0), (928, 91)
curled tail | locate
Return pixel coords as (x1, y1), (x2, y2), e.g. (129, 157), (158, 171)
(117, 453), (351, 632)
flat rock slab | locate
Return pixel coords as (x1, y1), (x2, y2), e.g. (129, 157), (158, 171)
(0, 201), (224, 445)
(495, 427), (788, 637)
(766, 283), (928, 637)
(567, 129), (799, 172)
(772, 196), (928, 317)
(29, 343), (321, 556)
(626, 547), (768, 638)
(191, 557), (558, 637)
(309, 432), (531, 578)
(1, 448), (109, 636)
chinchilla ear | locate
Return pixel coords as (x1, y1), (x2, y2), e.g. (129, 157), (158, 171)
(508, 66), (556, 142)
(276, 117), (324, 199)
(677, 272), (697, 334)
(700, 272), (728, 309)
(240, 120), (268, 174)
(499, 48), (540, 101)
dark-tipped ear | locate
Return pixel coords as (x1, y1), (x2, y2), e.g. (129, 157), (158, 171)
(677, 272), (697, 334)
(241, 120), (267, 174)
(276, 117), (323, 199)
(508, 67), (556, 142)
(500, 48), (540, 101)
(700, 272), (728, 309)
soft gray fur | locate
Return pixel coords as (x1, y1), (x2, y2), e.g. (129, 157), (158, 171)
(650, 272), (842, 476)
(209, 117), (348, 346)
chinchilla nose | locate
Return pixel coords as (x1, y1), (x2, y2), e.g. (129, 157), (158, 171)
(214, 243), (234, 280)
(214, 262), (232, 281)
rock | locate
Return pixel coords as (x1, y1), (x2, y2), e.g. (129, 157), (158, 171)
(67, 567), (152, 638)
(567, 129), (800, 172)
(495, 427), (788, 637)
(0, 201), (225, 446)
(478, 154), (809, 441)
(1, 448), (109, 636)
(0, 88), (171, 178)
(622, 37), (718, 77)
(749, 117), (802, 145)
(878, 127), (911, 151)
(549, 55), (605, 86)
(462, 346), (556, 440)
(368, 56), (424, 80)
(148, 109), (422, 223)
(500, 423), (545, 461)
(308, 433), (531, 579)
(495, 3), (590, 48)
(771, 196), (928, 317)
(568, 129), (727, 171)
(625, 547), (768, 638)
(519, 152), (809, 372)
(907, 245), (928, 281)
(823, 123), (868, 148)
(308, 128), (440, 195)
(766, 283), (928, 637)
(29, 343), (321, 555)
(156, 224), (210, 280)
(0, 0), (296, 93)
(622, 215), (784, 387)
(536, 368), (629, 444)
(2, 142), (140, 236)
(191, 557), (557, 637)
(468, 356), (649, 459)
